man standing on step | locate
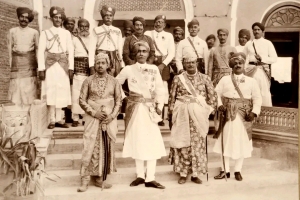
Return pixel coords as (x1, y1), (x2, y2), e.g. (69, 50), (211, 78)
(71, 19), (91, 127)
(208, 29), (236, 87)
(116, 41), (166, 189)
(7, 7), (39, 106)
(176, 19), (209, 75)
(145, 15), (175, 126)
(213, 52), (262, 181)
(38, 6), (74, 129)
(243, 22), (277, 107)
(89, 5), (123, 77)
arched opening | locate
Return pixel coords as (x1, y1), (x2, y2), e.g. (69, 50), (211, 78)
(262, 2), (300, 108)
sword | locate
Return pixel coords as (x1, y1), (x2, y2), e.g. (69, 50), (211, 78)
(100, 106), (109, 191)
(206, 135), (208, 182)
(219, 110), (227, 182)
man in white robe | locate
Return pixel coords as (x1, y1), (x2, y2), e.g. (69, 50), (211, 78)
(243, 22), (277, 107)
(213, 52), (262, 181)
(116, 41), (166, 189)
(38, 6), (74, 129)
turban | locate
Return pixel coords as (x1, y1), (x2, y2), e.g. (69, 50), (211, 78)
(123, 20), (134, 30)
(78, 18), (90, 26)
(100, 5), (116, 18)
(206, 34), (216, 42)
(187, 19), (199, 28)
(173, 26), (184, 34)
(133, 16), (146, 27)
(16, 7), (34, 22)
(133, 41), (150, 52)
(252, 22), (265, 32)
(95, 52), (110, 65)
(63, 17), (75, 28)
(238, 29), (251, 40)
(49, 6), (66, 20)
(217, 28), (229, 35)
(154, 15), (166, 23)
(228, 52), (246, 68)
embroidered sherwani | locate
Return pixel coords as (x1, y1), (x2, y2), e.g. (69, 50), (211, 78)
(7, 26), (39, 105)
(38, 26), (74, 108)
(168, 72), (217, 177)
(175, 36), (209, 74)
(208, 44), (237, 86)
(72, 35), (90, 119)
(116, 62), (166, 160)
(79, 74), (122, 176)
(89, 24), (123, 77)
(213, 74), (262, 159)
(243, 38), (277, 106)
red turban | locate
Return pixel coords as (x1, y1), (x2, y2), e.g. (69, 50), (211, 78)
(123, 20), (134, 31)
(133, 16), (146, 27)
(16, 7), (34, 22)
(187, 19), (199, 28)
(49, 6), (66, 20)
(252, 22), (265, 32)
(228, 52), (246, 68)
(100, 5), (116, 18)
(238, 29), (251, 41)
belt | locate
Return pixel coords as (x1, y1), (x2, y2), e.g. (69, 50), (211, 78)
(127, 96), (154, 103)
(75, 57), (88, 62)
(177, 98), (198, 103)
(249, 62), (257, 65)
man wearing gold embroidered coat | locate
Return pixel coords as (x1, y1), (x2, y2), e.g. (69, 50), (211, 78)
(77, 53), (122, 192)
(116, 41), (166, 189)
(168, 55), (217, 184)
(243, 22), (277, 107)
(38, 6), (74, 129)
(176, 19), (209, 74)
(7, 7), (39, 105)
(213, 52), (262, 181)
(89, 5), (123, 77)
(207, 29), (237, 87)
(71, 19), (91, 127)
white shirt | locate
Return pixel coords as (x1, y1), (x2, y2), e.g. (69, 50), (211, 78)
(89, 24), (123, 67)
(144, 30), (175, 66)
(175, 35), (209, 71)
(215, 74), (262, 115)
(38, 26), (74, 70)
(243, 37), (277, 64)
(235, 45), (245, 53)
(73, 35), (90, 57)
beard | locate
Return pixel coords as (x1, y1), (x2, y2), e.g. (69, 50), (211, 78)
(79, 30), (90, 37)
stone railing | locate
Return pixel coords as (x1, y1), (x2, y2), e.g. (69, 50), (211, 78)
(252, 106), (298, 144)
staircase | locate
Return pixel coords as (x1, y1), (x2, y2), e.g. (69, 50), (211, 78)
(42, 120), (298, 200)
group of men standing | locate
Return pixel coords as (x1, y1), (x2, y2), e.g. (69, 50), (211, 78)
(7, 4), (277, 192)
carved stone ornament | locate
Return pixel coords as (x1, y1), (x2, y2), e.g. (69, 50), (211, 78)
(265, 6), (300, 27)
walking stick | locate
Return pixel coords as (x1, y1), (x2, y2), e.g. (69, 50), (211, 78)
(206, 135), (208, 182)
(219, 110), (227, 182)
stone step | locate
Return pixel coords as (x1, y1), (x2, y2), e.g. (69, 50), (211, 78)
(43, 170), (298, 200)
(44, 157), (278, 188)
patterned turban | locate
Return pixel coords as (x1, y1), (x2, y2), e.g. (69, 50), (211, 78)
(228, 52), (246, 68)
(16, 7), (34, 22)
(187, 18), (199, 28)
(154, 15), (166, 23)
(133, 16), (146, 27)
(95, 52), (110, 65)
(173, 26), (184, 34)
(133, 41), (150, 52)
(217, 28), (229, 35)
(63, 17), (75, 28)
(100, 5), (116, 18)
(123, 20), (134, 31)
(252, 22), (265, 32)
(238, 29), (251, 40)
(206, 34), (216, 42)
(78, 18), (90, 27)
(49, 6), (66, 20)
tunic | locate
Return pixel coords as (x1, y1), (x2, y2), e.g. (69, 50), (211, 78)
(168, 72), (217, 176)
(79, 74), (122, 176)
(235, 45), (245, 53)
(7, 26), (39, 105)
(213, 74), (262, 159)
(243, 38), (277, 106)
(72, 35), (90, 115)
(175, 36), (209, 73)
(116, 62), (166, 160)
(207, 44), (237, 86)
(38, 26), (74, 108)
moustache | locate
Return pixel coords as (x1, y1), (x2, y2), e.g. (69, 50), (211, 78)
(79, 30), (90, 37)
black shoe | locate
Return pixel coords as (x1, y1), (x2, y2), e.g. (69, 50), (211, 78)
(234, 172), (243, 181)
(145, 181), (165, 189)
(72, 121), (79, 127)
(214, 171), (230, 179)
(55, 123), (69, 128)
(117, 114), (124, 120)
(178, 176), (187, 184)
(130, 178), (145, 187)
(48, 123), (55, 129)
(191, 177), (202, 184)
(158, 121), (165, 126)
(64, 108), (73, 123)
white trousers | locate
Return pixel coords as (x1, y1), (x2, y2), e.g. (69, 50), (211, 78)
(135, 159), (157, 182)
(49, 106), (63, 123)
(72, 113), (85, 122)
(220, 156), (244, 172)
